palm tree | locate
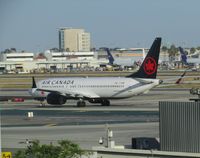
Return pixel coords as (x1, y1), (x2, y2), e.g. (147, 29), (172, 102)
(190, 47), (196, 54)
(168, 44), (178, 57)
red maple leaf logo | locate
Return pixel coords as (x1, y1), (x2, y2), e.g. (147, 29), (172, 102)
(143, 57), (156, 75)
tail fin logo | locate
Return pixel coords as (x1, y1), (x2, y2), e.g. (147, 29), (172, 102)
(143, 57), (157, 75)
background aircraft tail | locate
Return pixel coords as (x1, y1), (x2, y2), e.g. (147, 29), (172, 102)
(127, 37), (161, 79)
(105, 48), (115, 65)
(179, 47), (188, 65)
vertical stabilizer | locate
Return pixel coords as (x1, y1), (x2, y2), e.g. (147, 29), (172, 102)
(127, 37), (161, 79)
(179, 47), (188, 65)
(105, 48), (115, 65)
(32, 77), (37, 88)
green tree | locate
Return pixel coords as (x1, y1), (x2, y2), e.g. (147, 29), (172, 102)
(161, 46), (168, 52)
(3, 49), (12, 53)
(58, 140), (85, 158)
(15, 150), (26, 158)
(15, 140), (86, 158)
(66, 48), (70, 52)
(196, 46), (200, 50)
(190, 47), (196, 54)
(168, 44), (178, 57)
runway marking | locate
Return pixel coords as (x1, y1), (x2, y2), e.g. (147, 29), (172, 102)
(44, 124), (57, 127)
(77, 110), (87, 112)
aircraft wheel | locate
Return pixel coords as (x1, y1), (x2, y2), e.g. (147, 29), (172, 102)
(77, 101), (86, 107)
(101, 100), (110, 106)
(40, 101), (45, 107)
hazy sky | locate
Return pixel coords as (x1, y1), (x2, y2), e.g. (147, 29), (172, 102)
(1, 0), (200, 52)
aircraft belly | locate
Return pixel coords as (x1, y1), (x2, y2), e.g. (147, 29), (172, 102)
(95, 89), (134, 99)
(95, 89), (114, 98)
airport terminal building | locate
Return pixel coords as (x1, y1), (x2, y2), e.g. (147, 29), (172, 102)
(0, 48), (170, 74)
(0, 50), (104, 73)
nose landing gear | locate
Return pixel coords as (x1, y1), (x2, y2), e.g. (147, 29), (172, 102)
(77, 99), (86, 107)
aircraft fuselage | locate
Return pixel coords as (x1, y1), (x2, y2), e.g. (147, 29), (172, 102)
(31, 77), (160, 99)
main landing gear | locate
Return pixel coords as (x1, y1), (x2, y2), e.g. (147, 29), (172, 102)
(77, 99), (86, 107)
(76, 99), (110, 107)
(101, 99), (110, 106)
(40, 101), (46, 107)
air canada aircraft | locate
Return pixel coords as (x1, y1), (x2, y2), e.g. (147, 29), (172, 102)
(29, 37), (162, 107)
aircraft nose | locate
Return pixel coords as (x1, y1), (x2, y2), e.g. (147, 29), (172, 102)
(28, 88), (37, 95)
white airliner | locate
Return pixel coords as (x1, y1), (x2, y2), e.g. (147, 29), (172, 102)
(106, 48), (144, 67)
(29, 37), (162, 107)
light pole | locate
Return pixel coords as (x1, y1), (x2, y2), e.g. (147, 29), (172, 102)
(98, 126), (113, 148)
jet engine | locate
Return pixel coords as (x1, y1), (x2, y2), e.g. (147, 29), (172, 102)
(46, 93), (67, 105)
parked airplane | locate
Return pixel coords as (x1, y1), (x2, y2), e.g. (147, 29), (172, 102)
(106, 48), (115, 65)
(179, 47), (200, 66)
(29, 37), (162, 107)
(105, 48), (139, 67)
(179, 47), (189, 65)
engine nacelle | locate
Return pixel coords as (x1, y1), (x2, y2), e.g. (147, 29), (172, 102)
(46, 93), (67, 105)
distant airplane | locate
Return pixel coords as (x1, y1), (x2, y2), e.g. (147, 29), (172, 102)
(105, 48), (139, 67)
(179, 47), (200, 66)
(106, 48), (115, 65)
(179, 47), (189, 65)
(29, 37), (162, 107)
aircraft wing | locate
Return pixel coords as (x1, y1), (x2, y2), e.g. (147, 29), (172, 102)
(36, 88), (100, 99)
(158, 70), (187, 87)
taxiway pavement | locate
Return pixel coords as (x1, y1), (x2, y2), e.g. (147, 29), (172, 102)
(0, 88), (194, 151)
(2, 123), (159, 150)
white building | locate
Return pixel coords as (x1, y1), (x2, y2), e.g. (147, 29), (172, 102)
(0, 52), (34, 62)
(45, 50), (96, 61)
